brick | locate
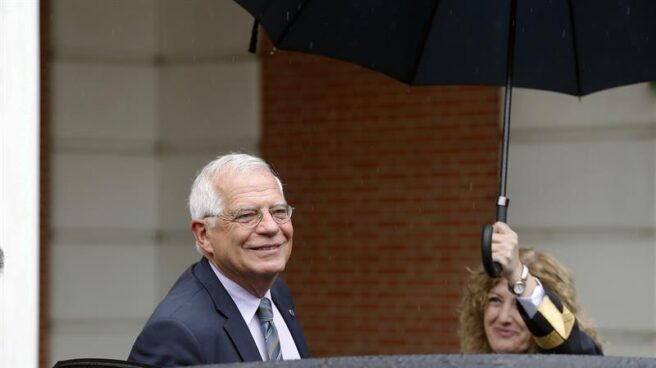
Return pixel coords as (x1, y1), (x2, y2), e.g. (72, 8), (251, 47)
(261, 38), (499, 356)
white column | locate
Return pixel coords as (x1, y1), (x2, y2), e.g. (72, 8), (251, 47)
(0, 1), (41, 368)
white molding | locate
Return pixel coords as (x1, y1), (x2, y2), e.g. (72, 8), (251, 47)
(511, 225), (654, 242)
(601, 327), (656, 340)
(50, 49), (257, 66)
(511, 124), (656, 143)
(0, 1), (40, 367)
(53, 137), (259, 156)
(51, 228), (192, 246)
(599, 327), (656, 357)
(51, 317), (148, 334)
(51, 228), (158, 246)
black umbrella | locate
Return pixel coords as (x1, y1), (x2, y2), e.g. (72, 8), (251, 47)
(234, 0), (656, 276)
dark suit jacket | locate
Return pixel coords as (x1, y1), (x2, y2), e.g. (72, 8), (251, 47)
(518, 286), (602, 355)
(128, 257), (310, 367)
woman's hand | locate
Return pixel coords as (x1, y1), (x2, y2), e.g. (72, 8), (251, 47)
(491, 221), (522, 283)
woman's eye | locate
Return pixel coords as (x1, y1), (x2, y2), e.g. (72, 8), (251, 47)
(487, 297), (502, 304)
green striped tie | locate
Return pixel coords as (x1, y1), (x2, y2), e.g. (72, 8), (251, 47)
(257, 298), (282, 361)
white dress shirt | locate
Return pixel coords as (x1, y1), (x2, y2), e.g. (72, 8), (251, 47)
(517, 277), (545, 318)
(209, 262), (301, 360)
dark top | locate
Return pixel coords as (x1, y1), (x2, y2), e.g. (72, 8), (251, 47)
(518, 286), (602, 355)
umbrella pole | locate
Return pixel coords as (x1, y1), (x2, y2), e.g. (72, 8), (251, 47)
(497, 58), (514, 222)
(481, 0), (517, 277)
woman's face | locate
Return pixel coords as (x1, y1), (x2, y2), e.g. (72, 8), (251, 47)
(483, 280), (533, 353)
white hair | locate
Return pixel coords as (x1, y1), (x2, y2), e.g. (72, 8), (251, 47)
(188, 153), (284, 253)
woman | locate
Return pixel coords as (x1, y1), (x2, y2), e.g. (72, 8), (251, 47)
(458, 222), (602, 354)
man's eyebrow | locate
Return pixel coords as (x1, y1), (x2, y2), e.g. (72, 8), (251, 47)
(231, 206), (258, 211)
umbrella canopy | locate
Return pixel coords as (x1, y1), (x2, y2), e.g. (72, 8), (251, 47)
(235, 0), (656, 276)
(237, 0), (656, 96)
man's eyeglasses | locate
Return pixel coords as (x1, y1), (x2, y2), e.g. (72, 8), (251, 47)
(205, 204), (294, 228)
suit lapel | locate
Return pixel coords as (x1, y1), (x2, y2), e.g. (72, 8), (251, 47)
(272, 280), (311, 358)
(193, 258), (262, 362)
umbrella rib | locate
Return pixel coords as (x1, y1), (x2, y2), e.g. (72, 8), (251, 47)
(566, 0), (583, 96)
(409, 0), (445, 84)
(273, 0), (313, 46)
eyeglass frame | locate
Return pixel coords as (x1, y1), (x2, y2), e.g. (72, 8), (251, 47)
(203, 204), (294, 228)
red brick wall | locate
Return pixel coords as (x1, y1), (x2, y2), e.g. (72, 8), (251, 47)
(260, 44), (500, 356)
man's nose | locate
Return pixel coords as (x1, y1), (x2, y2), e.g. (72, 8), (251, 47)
(256, 211), (280, 233)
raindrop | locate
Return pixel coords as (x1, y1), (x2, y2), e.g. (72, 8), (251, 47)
(626, 7), (631, 15)
(309, 41), (314, 50)
(286, 11), (290, 21)
(561, 29), (566, 38)
(270, 47), (277, 56)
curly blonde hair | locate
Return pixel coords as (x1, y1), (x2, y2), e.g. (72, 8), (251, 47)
(457, 248), (601, 353)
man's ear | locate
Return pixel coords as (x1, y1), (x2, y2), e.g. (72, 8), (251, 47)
(191, 219), (213, 255)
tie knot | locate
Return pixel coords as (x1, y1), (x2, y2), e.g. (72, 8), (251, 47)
(257, 298), (274, 322)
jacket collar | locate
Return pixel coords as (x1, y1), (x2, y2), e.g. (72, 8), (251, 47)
(193, 257), (262, 361)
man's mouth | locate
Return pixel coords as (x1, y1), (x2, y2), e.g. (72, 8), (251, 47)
(250, 244), (281, 251)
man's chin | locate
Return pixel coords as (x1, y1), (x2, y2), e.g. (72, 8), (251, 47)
(252, 260), (287, 276)
(262, 264), (286, 276)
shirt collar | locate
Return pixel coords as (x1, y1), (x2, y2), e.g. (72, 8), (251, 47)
(208, 260), (272, 324)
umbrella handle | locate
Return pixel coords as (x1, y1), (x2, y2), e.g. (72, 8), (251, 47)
(481, 224), (502, 277)
(480, 197), (508, 277)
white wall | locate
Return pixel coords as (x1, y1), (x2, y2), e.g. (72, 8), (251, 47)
(155, 0), (261, 297)
(508, 84), (656, 356)
(48, 1), (259, 365)
(0, 1), (40, 368)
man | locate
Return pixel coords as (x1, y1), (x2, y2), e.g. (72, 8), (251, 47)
(128, 153), (310, 367)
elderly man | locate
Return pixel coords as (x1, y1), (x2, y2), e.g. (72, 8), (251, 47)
(128, 153), (309, 367)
